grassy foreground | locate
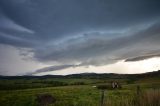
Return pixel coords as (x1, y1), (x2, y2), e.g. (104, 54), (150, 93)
(0, 71), (160, 106)
(0, 82), (160, 106)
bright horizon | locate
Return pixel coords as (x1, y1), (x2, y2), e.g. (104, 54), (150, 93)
(35, 57), (160, 76)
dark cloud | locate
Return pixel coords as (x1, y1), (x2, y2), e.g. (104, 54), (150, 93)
(0, 0), (160, 75)
(0, 0), (160, 42)
(33, 22), (160, 64)
(28, 64), (80, 75)
(125, 54), (160, 62)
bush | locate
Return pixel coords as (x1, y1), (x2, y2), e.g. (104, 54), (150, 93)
(36, 94), (56, 106)
(71, 82), (85, 85)
(126, 78), (136, 84)
(97, 84), (112, 90)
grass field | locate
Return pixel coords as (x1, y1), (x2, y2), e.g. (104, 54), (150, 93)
(0, 75), (160, 106)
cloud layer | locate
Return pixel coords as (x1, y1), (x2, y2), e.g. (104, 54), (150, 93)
(0, 0), (160, 75)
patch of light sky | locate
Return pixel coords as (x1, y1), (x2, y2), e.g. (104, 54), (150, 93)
(36, 57), (160, 76)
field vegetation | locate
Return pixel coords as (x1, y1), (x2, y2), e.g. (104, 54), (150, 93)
(0, 71), (159, 106)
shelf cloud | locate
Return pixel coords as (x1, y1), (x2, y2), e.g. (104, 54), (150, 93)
(0, 0), (160, 75)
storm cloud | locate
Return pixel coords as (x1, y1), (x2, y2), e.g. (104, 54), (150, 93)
(0, 0), (160, 75)
(125, 54), (160, 62)
(27, 64), (81, 75)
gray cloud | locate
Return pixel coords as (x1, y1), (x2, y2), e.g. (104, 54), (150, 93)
(28, 64), (80, 75)
(125, 54), (160, 62)
(0, 0), (160, 42)
(0, 0), (160, 75)
(33, 22), (160, 64)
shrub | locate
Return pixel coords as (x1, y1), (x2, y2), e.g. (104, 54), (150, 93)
(71, 82), (85, 85)
(97, 84), (112, 90)
(36, 94), (56, 106)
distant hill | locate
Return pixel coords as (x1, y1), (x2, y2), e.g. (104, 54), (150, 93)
(0, 70), (159, 80)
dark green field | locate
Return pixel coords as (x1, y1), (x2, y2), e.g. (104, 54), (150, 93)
(0, 71), (160, 106)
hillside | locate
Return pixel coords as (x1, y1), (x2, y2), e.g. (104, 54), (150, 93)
(0, 70), (159, 79)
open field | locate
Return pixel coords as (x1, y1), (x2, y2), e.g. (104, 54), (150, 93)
(0, 71), (160, 106)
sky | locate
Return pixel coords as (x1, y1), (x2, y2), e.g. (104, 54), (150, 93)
(0, 0), (160, 76)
